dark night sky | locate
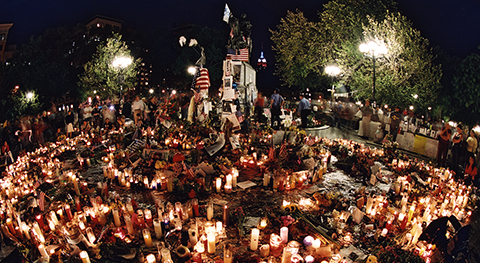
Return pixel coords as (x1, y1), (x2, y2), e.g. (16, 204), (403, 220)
(2, 0), (480, 64)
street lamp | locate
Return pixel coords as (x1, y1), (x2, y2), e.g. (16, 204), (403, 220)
(325, 65), (341, 102)
(359, 41), (387, 105)
(26, 91), (35, 101)
(112, 56), (132, 103)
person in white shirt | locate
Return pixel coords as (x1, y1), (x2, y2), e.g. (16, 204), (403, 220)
(83, 104), (93, 121)
(131, 96), (145, 126)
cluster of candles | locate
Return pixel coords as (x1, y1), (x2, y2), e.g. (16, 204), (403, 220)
(248, 226), (340, 263)
(214, 168), (239, 193)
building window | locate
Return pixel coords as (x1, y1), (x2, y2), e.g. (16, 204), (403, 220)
(0, 34), (5, 41)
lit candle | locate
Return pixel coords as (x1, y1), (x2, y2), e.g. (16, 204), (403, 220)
(207, 233), (216, 254)
(250, 228), (260, 251)
(6, 218), (16, 235)
(281, 247), (292, 263)
(312, 239), (321, 249)
(263, 173), (270, 187)
(223, 205), (229, 225)
(216, 221), (223, 233)
(192, 199), (199, 217)
(146, 253), (156, 263)
(65, 204), (73, 221)
(259, 244), (270, 257)
(86, 227), (96, 244)
(303, 236), (314, 247)
(153, 218), (163, 239)
(144, 209), (153, 225)
(124, 214), (135, 235)
(216, 177), (222, 193)
(79, 250), (91, 263)
(381, 228), (388, 237)
(226, 174), (233, 187)
(305, 255), (315, 263)
(280, 227), (289, 243)
(112, 208), (121, 227)
(143, 228), (153, 247)
(35, 214), (45, 230)
(224, 245), (233, 263)
(232, 170), (238, 188)
(188, 228), (198, 246)
(38, 244), (49, 259)
(207, 202), (214, 221)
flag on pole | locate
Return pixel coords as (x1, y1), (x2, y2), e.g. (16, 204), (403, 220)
(196, 68), (210, 90)
(223, 3), (231, 23)
(226, 48), (249, 62)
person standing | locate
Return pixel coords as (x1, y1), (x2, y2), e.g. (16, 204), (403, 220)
(132, 96), (145, 127)
(83, 104), (93, 122)
(298, 94), (311, 129)
(465, 129), (478, 165)
(389, 106), (403, 141)
(360, 100), (374, 139)
(437, 123), (452, 167)
(254, 92), (265, 123)
(65, 110), (75, 138)
(451, 125), (464, 175)
(270, 88), (284, 129)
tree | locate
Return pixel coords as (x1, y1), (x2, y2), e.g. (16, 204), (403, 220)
(271, 0), (441, 110)
(0, 26), (85, 120)
(78, 34), (141, 100)
(449, 49), (480, 125)
(349, 12), (442, 111)
(270, 10), (324, 92)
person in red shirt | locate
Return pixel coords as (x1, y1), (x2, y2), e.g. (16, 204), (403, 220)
(464, 156), (478, 186)
(2, 141), (14, 165)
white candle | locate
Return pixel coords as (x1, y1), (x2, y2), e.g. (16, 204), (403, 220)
(281, 247), (292, 263)
(216, 221), (223, 233)
(305, 255), (315, 263)
(224, 246), (233, 263)
(112, 208), (121, 227)
(232, 173), (237, 188)
(216, 177), (222, 193)
(250, 228), (260, 251)
(153, 218), (163, 239)
(38, 244), (49, 259)
(207, 233), (216, 254)
(146, 253), (156, 263)
(259, 244), (270, 257)
(312, 238), (321, 249)
(226, 174), (233, 187)
(263, 173), (270, 187)
(80, 250), (91, 263)
(188, 228), (198, 246)
(143, 228), (153, 247)
(280, 227), (288, 243)
(124, 214), (135, 235)
(207, 202), (214, 221)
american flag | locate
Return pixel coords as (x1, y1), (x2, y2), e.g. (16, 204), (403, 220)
(39, 191), (45, 211)
(227, 48), (249, 62)
(196, 68), (210, 90)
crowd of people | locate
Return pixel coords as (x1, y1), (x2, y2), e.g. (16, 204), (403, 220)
(0, 92), (189, 167)
(2, 88), (479, 189)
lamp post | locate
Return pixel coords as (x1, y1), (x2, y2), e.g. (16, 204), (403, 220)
(325, 65), (341, 103)
(359, 41), (387, 106)
(112, 56), (132, 105)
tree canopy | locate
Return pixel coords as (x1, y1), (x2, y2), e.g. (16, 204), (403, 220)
(78, 34), (141, 100)
(270, 0), (441, 111)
